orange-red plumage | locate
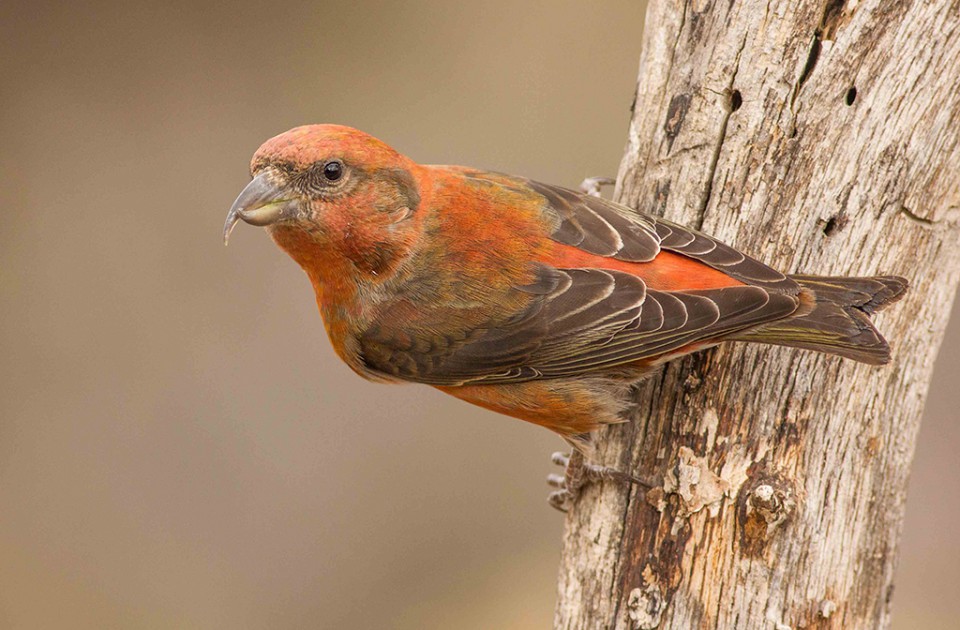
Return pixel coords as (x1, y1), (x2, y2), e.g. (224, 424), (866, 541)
(544, 244), (745, 291)
(225, 124), (906, 445)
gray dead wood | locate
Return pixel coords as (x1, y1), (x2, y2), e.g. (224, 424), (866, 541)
(554, 1), (960, 628)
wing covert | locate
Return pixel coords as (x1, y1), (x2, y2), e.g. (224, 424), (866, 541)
(529, 179), (798, 292)
(360, 265), (799, 386)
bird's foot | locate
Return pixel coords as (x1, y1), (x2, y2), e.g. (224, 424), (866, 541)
(547, 450), (656, 512)
(578, 176), (616, 198)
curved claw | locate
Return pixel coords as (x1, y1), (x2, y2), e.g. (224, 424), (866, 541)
(548, 490), (571, 512)
(546, 473), (566, 488)
(551, 451), (570, 467)
(545, 449), (657, 513)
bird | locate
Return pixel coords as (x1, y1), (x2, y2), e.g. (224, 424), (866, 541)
(224, 124), (907, 509)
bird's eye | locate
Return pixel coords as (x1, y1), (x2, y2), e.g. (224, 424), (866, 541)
(323, 160), (344, 182)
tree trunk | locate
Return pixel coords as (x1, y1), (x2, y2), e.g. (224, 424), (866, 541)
(554, 1), (960, 628)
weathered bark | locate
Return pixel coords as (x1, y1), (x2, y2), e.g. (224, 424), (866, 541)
(555, 1), (960, 629)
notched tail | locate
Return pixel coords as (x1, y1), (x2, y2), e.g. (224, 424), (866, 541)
(733, 274), (908, 365)
(790, 275), (908, 315)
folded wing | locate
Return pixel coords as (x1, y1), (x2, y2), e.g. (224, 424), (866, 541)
(360, 266), (799, 385)
(528, 180), (798, 291)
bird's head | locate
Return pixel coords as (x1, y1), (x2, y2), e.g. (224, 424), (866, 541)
(224, 124), (422, 279)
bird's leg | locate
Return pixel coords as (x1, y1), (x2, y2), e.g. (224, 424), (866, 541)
(578, 176), (616, 198)
(547, 450), (657, 512)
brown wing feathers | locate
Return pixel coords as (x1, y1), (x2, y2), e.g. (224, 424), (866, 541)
(533, 179), (798, 291)
(529, 180), (660, 262)
(360, 177), (805, 384)
(361, 267), (798, 385)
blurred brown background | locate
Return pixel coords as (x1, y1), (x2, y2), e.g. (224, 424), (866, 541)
(1, 1), (957, 628)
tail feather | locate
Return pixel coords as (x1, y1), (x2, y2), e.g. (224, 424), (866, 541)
(731, 275), (908, 365)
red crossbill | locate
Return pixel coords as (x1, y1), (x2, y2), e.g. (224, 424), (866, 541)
(224, 124), (906, 454)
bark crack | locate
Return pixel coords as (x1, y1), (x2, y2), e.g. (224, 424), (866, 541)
(657, 141), (710, 164)
(696, 34), (748, 229)
(788, 1), (851, 136)
(609, 366), (671, 626)
(787, 33), (821, 137)
(900, 204), (960, 231)
(669, 2), (689, 76)
(656, 1), (690, 124)
(900, 205), (936, 226)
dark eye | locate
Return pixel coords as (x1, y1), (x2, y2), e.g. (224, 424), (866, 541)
(323, 160), (343, 182)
